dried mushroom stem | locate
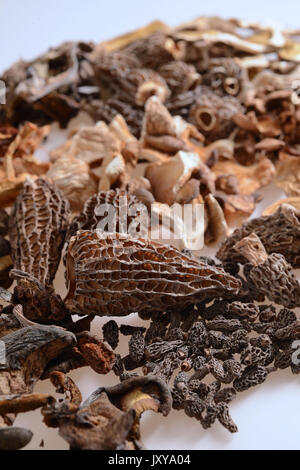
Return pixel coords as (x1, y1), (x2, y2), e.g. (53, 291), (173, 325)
(234, 232), (268, 266)
(224, 77), (240, 96)
(193, 107), (217, 132)
(136, 80), (169, 106)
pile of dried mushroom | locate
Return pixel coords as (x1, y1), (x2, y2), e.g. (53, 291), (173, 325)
(0, 16), (300, 450)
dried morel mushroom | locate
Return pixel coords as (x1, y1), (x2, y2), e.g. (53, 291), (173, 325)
(123, 31), (178, 69)
(188, 86), (244, 141)
(66, 189), (148, 244)
(3, 13), (300, 449)
(9, 177), (70, 287)
(200, 58), (246, 97)
(217, 205), (300, 268)
(65, 231), (240, 316)
(234, 233), (300, 309)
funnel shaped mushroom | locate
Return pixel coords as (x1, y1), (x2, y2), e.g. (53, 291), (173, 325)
(65, 231), (241, 317)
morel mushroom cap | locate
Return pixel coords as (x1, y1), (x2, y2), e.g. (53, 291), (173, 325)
(65, 231), (241, 317)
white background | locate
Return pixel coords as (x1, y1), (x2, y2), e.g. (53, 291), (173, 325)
(1, 0), (300, 450)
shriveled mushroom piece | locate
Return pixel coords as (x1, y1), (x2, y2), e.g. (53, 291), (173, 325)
(43, 373), (172, 450)
(234, 233), (300, 309)
(211, 157), (275, 196)
(99, 117), (138, 191)
(76, 331), (115, 374)
(142, 96), (177, 138)
(219, 194), (256, 227)
(1, 41), (95, 127)
(275, 152), (300, 197)
(205, 194), (228, 246)
(47, 155), (97, 211)
(145, 151), (203, 205)
(11, 270), (69, 323)
(0, 324), (76, 449)
(200, 57), (246, 97)
(51, 116), (138, 192)
(141, 97), (204, 157)
(0, 393), (54, 415)
(158, 61), (200, 94)
(51, 121), (119, 166)
(0, 305), (20, 337)
(0, 122), (50, 207)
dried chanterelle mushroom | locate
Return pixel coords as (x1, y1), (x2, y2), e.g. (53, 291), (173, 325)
(1, 14), (300, 450)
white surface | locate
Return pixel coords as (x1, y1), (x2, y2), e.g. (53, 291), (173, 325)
(2, 0), (300, 450)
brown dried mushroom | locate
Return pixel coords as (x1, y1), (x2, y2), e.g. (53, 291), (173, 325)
(42, 373), (171, 450)
(65, 231), (240, 317)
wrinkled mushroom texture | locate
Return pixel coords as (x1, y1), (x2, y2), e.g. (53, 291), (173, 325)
(217, 204), (300, 267)
(9, 177), (70, 287)
(145, 151), (203, 205)
(158, 61), (200, 94)
(188, 88), (244, 141)
(66, 189), (148, 245)
(77, 334), (115, 374)
(65, 230), (240, 317)
(0, 313), (20, 338)
(234, 233), (300, 309)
